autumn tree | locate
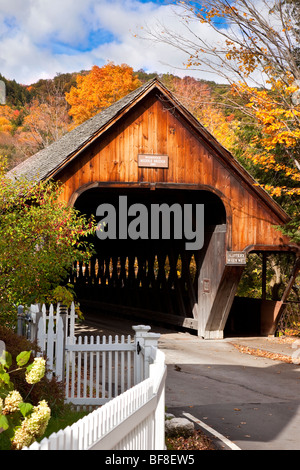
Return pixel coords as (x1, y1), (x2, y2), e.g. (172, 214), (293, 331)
(0, 158), (96, 326)
(65, 63), (141, 125)
(144, 0), (300, 154)
(16, 79), (71, 157)
(0, 106), (15, 134)
(0, 105), (25, 168)
(145, 0), (300, 241)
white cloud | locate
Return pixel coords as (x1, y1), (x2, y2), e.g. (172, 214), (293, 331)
(0, 0), (228, 84)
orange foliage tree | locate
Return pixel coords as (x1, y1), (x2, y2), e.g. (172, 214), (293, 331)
(145, 1), (300, 172)
(0, 106), (16, 134)
(65, 63), (141, 125)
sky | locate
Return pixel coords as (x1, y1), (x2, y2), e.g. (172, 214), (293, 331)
(0, 0), (227, 85)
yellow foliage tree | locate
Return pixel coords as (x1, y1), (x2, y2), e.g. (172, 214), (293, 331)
(0, 105), (16, 133)
(231, 74), (300, 198)
(145, 1), (300, 174)
(0, 116), (12, 134)
(66, 63), (141, 125)
(143, 0), (300, 241)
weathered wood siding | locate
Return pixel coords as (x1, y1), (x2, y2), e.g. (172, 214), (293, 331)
(55, 92), (289, 252)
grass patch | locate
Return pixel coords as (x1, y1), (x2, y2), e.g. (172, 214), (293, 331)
(40, 405), (89, 440)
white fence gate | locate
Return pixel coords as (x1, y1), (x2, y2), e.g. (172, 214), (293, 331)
(64, 325), (160, 406)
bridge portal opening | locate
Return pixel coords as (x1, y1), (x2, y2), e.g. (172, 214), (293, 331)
(71, 186), (226, 333)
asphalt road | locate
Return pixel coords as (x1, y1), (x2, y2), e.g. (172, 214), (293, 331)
(160, 332), (300, 451)
(77, 311), (300, 451)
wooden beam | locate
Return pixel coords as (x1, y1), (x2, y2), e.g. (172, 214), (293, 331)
(204, 265), (245, 339)
(280, 257), (300, 304)
(262, 252), (267, 301)
(272, 257), (300, 328)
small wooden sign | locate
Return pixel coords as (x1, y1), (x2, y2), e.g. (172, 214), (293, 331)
(226, 251), (247, 266)
(138, 154), (169, 169)
(203, 279), (211, 293)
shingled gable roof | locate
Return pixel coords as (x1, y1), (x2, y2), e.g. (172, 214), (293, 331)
(6, 79), (156, 182)
(7, 77), (289, 223)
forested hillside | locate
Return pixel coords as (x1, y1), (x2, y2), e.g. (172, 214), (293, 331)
(0, 62), (299, 244)
(0, 66), (238, 168)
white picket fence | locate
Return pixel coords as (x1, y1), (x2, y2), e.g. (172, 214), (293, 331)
(37, 303), (77, 381)
(64, 326), (160, 406)
(65, 334), (134, 406)
(18, 303), (77, 344)
(21, 304), (166, 450)
(18, 303), (77, 381)
(24, 347), (166, 450)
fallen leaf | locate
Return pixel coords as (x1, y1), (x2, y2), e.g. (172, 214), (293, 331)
(231, 343), (292, 363)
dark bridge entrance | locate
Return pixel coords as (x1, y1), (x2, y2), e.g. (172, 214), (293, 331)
(71, 186), (226, 333)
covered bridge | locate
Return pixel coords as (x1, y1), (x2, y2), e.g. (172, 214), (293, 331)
(9, 78), (300, 338)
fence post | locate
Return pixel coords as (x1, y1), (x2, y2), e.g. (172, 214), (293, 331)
(29, 304), (42, 342)
(56, 304), (68, 383)
(143, 333), (161, 379)
(149, 349), (166, 450)
(138, 330), (164, 450)
(132, 325), (151, 384)
(17, 305), (24, 336)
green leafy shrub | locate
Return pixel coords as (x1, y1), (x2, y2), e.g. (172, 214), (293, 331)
(0, 326), (64, 416)
(0, 348), (50, 449)
(0, 161), (96, 327)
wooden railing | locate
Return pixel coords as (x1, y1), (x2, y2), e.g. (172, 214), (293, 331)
(71, 249), (199, 330)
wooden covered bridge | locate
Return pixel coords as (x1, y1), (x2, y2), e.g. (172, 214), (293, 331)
(9, 78), (300, 339)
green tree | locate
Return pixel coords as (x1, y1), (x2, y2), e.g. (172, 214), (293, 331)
(0, 158), (96, 326)
(0, 74), (31, 108)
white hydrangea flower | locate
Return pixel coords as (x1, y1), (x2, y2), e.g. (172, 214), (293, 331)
(3, 390), (23, 413)
(25, 357), (46, 384)
(11, 426), (33, 449)
(12, 400), (51, 450)
(26, 400), (50, 435)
